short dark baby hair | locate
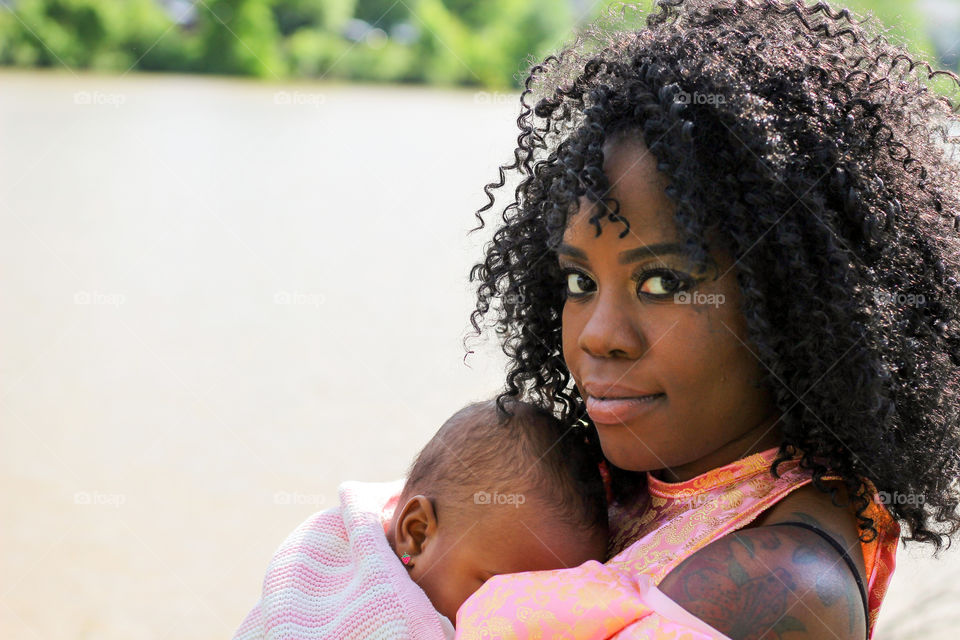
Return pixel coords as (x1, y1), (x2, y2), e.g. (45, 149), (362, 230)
(400, 398), (608, 534)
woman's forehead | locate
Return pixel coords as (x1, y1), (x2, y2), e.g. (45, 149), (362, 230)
(563, 137), (680, 243)
(565, 198), (680, 248)
(601, 136), (672, 202)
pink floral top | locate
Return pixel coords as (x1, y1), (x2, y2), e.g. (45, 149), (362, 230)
(454, 447), (899, 639)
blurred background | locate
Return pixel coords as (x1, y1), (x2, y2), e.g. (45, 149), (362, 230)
(1, 0), (959, 638)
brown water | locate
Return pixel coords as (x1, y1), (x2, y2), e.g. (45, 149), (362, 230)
(0, 70), (956, 639)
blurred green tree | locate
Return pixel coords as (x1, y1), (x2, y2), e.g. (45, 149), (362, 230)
(0, 0), (955, 88)
(408, 0), (573, 87)
(0, 0), (185, 69)
(353, 0), (410, 28)
(272, 0), (356, 37)
(195, 0), (286, 76)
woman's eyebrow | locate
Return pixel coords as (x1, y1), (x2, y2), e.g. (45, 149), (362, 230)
(556, 242), (693, 263)
(556, 244), (588, 260)
(617, 243), (690, 263)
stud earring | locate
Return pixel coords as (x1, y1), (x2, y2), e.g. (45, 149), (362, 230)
(400, 553), (412, 565)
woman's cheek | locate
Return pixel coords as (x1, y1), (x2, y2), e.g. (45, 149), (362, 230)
(560, 304), (584, 372)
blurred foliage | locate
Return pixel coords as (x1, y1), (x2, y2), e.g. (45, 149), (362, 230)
(0, 0), (956, 88)
(195, 0), (286, 76)
(352, 0), (408, 27)
(0, 0), (193, 70)
(274, 0), (355, 36)
(842, 0), (935, 57)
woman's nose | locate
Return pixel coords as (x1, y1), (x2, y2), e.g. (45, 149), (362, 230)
(577, 292), (647, 359)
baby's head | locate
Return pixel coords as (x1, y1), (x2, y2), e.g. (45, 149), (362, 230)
(386, 398), (608, 624)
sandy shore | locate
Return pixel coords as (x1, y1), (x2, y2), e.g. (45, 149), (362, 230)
(1, 70), (957, 639)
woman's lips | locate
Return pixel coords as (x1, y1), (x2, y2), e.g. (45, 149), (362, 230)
(585, 394), (664, 424)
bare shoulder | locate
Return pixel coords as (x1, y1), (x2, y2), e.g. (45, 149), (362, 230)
(658, 520), (867, 640)
(751, 481), (868, 582)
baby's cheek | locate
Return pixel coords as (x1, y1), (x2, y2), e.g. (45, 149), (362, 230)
(419, 569), (477, 624)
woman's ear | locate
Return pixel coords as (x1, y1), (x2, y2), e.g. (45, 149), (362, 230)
(392, 495), (438, 567)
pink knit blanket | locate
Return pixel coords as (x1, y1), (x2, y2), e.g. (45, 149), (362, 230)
(232, 480), (453, 640)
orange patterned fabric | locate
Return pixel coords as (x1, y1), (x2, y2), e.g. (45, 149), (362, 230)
(455, 447), (900, 639)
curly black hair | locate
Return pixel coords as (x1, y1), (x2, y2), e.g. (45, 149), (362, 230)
(467, 0), (960, 551)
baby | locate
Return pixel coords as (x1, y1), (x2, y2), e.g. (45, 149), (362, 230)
(385, 397), (609, 627)
(232, 397), (608, 640)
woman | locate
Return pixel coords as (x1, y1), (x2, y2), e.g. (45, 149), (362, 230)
(460, 0), (960, 637)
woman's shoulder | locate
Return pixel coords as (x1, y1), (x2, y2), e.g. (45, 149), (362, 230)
(750, 481), (869, 585)
(658, 483), (869, 640)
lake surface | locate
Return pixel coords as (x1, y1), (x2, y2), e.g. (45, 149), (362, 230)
(0, 70), (957, 639)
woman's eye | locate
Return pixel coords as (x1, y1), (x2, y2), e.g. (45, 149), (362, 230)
(639, 271), (690, 297)
(565, 271), (596, 296)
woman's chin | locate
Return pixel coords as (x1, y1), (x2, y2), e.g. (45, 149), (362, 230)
(598, 438), (669, 474)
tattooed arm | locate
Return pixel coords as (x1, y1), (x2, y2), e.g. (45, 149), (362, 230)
(657, 525), (866, 640)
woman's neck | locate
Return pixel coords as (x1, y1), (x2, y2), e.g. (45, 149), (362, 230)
(656, 413), (783, 483)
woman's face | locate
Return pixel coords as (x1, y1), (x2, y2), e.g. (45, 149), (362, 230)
(560, 135), (781, 481)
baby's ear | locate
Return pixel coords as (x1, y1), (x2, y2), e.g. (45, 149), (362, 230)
(393, 495), (438, 558)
